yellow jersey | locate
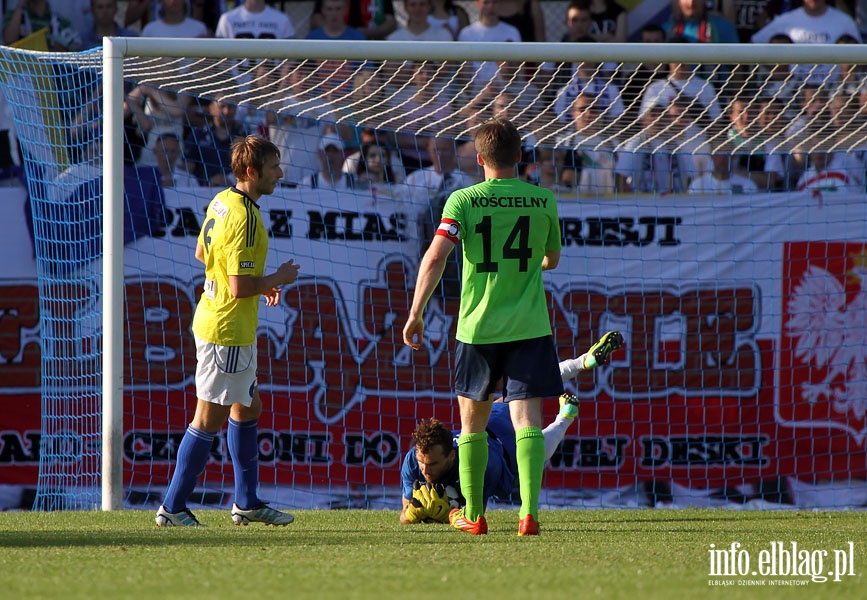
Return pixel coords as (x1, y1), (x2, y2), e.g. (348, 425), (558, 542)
(192, 187), (267, 346)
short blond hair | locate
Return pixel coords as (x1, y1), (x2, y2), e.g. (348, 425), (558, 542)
(231, 135), (280, 182)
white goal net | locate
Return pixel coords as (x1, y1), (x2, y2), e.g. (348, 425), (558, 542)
(1, 39), (865, 511)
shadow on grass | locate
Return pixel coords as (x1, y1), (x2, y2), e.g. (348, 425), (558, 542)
(0, 528), (399, 549)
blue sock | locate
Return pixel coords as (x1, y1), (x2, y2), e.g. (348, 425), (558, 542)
(228, 418), (260, 510)
(163, 425), (215, 513)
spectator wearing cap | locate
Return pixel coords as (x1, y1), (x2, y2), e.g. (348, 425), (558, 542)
(298, 131), (355, 189)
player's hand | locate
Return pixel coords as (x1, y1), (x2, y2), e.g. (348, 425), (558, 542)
(262, 287), (281, 306)
(419, 483), (450, 523)
(405, 481), (429, 523)
(402, 317), (424, 350)
(276, 259), (300, 285)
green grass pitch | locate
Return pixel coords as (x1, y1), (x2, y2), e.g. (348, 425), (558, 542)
(0, 509), (863, 599)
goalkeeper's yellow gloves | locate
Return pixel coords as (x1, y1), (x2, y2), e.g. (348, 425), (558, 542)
(404, 497), (427, 523)
(405, 481), (452, 524)
(415, 482), (451, 523)
(404, 481), (429, 523)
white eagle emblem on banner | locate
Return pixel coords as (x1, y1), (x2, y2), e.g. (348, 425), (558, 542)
(785, 263), (867, 421)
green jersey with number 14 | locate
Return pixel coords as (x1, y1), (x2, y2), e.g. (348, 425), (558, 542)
(438, 178), (561, 344)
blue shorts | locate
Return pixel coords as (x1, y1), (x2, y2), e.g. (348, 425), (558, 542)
(454, 335), (564, 402)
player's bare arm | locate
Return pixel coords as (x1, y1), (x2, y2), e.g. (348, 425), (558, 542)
(541, 250), (560, 271)
(229, 259), (300, 299)
(195, 242), (205, 264)
(403, 236), (455, 350)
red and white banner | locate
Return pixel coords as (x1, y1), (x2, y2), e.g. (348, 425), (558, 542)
(1, 185), (866, 508)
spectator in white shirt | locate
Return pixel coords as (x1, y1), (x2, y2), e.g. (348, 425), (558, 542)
(141, 0), (208, 38)
(752, 0), (861, 45)
(388, 0), (452, 41)
(457, 0), (522, 88)
(797, 150), (866, 193)
(638, 46), (722, 124)
(553, 91), (618, 195)
(688, 147), (760, 194)
(617, 98), (711, 193)
(298, 132), (355, 190)
(215, 0), (294, 40)
(553, 55), (625, 123)
(751, 0), (862, 84)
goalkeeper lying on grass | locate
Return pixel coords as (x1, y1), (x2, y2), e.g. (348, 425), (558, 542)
(399, 331), (623, 524)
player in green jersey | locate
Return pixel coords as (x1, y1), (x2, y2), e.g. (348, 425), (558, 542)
(403, 118), (563, 536)
(155, 135), (300, 528)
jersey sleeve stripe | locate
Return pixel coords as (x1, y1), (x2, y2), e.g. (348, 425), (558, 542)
(243, 198), (257, 247)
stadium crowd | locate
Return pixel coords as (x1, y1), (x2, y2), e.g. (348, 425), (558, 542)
(4, 0), (867, 200)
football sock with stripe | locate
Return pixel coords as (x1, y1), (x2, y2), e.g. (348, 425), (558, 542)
(516, 426), (545, 520)
(163, 425), (215, 513)
(228, 418), (260, 510)
(458, 431), (488, 522)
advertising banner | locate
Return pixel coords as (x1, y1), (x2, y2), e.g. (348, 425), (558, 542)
(2, 185), (866, 508)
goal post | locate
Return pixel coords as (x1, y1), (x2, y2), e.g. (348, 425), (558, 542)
(0, 37), (863, 511)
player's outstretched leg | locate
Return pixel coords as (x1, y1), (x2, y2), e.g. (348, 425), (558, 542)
(583, 330), (624, 369)
(231, 503), (295, 526)
(558, 331), (624, 381)
(558, 393), (580, 420)
(541, 394), (581, 462)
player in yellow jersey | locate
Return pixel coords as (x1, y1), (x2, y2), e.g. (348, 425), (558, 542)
(156, 135), (300, 527)
(403, 118), (563, 536)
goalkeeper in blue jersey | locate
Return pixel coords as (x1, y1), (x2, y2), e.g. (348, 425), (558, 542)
(155, 136), (300, 528)
(399, 332), (623, 525)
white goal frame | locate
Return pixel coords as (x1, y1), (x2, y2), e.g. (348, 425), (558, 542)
(101, 37), (867, 510)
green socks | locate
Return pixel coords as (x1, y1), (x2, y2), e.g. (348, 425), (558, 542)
(516, 426), (545, 520)
(457, 431), (488, 522)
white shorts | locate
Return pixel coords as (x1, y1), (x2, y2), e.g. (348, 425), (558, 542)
(194, 335), (257, 407)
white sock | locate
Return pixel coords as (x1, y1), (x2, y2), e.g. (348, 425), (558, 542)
(542, 415), (574, 462)
(559, 354), (588, 382)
